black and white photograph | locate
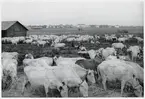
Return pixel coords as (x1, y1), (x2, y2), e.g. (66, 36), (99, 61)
(1, 0), (144, 97)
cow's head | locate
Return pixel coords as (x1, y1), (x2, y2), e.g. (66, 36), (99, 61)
(57, 81), (68, 97)
(79, 80), (88, 97)
(86, 70), (95, 84)
(53, 55), (60, 62)
(132, 75), (143, 97)
(51, 41), (55, 47)
(124, 45), (127, 48)
(25, 53), (34, 59)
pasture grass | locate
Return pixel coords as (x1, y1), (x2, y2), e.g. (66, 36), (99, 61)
(27, 27), (143, 36)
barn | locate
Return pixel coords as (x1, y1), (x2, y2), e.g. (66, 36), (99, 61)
(2, 21), (28, 37)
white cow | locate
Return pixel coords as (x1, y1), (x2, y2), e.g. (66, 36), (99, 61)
(23, 53), (53, 67)
(88, 50), (97, 59)
(36, 40), (47, 47)
(51, 42), (65, 48)
(118, 37), (127, 43)
(58, 64), (96, 85)
(22, 66), (68, 97)
(2, 58), (18, 90)
(112, 43), (126, 49)
(127, 46), (141, 62)
(73, 64), (96, 84)
(53, 56), (85, 66)
(124, 61), (144, 84)
(97, 59), (143, 96)
(2, 52), (19, 60)
(100, 47), (116, 59)
(134, 37), (143, 43)
(46, 66), (89, 97)
(2, 52), (19, 88)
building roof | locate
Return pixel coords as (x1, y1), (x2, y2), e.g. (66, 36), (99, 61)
(2, 21), (28, 30)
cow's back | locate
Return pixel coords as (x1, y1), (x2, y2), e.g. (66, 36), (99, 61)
(47, 66), (81, 87)
(75, 59), (96, 70)
(97, 60), (132, 81)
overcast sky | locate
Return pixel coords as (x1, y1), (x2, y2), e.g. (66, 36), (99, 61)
(1, 0), (143, 26)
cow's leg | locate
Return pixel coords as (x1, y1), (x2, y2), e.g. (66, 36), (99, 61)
(21, 82), (26, 95)
(102, 76), (107, 91)
(132, 56), (134, 61)
(8, 76), (17, 93)
(134, 57), (136, 62)
(21, 76), (29, 95)
(121, 80), (125, 96)
(44, 81), (49, 97)
(12, 76), (18, 89)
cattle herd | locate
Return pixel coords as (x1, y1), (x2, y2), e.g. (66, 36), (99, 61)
(1, 33), (144, 97)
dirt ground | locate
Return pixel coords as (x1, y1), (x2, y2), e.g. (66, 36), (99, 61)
(2, 71), (136, 97)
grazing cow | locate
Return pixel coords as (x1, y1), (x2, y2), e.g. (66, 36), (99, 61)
(124, 61), (144, 84)
(23, 53), (53, 67)
(53, 56), (85, 66)
(36, 40), (47, 47)
(112, 43), (126, 50)
(75, 56), (102, 72)
(88, 49), (97, 59)
(96, 48), (104, 57)
(74, 65), (96, 84)
(2, 52), (19, 90)
(97, 59), (143, 97)
(75, 56), (102, 82)
(118, 37), (127, 43)
(79, 46), (87, 51)
(61, 64), (96, 85)
(2, 58), (18, 90)
(2, 52), (19, 60)
(127, 46), (141, 62)
(46, 66), (89, 97)
(134, 37), (143, 43)
(51, 42), (65, 48)
(22, 66), (68, 97)
(100, 47), (116, 59)
(78, 51), (90, 59)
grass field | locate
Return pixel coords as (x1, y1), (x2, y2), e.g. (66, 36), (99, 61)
(27, 27), (143, 35)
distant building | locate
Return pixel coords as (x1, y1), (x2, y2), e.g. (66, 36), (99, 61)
(28, 25), (44, 29)
(77, 24), (88, 28)
(89, 25), (97, 28)
(2, 21), (28, 37)
(114, 25), (120, 28)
